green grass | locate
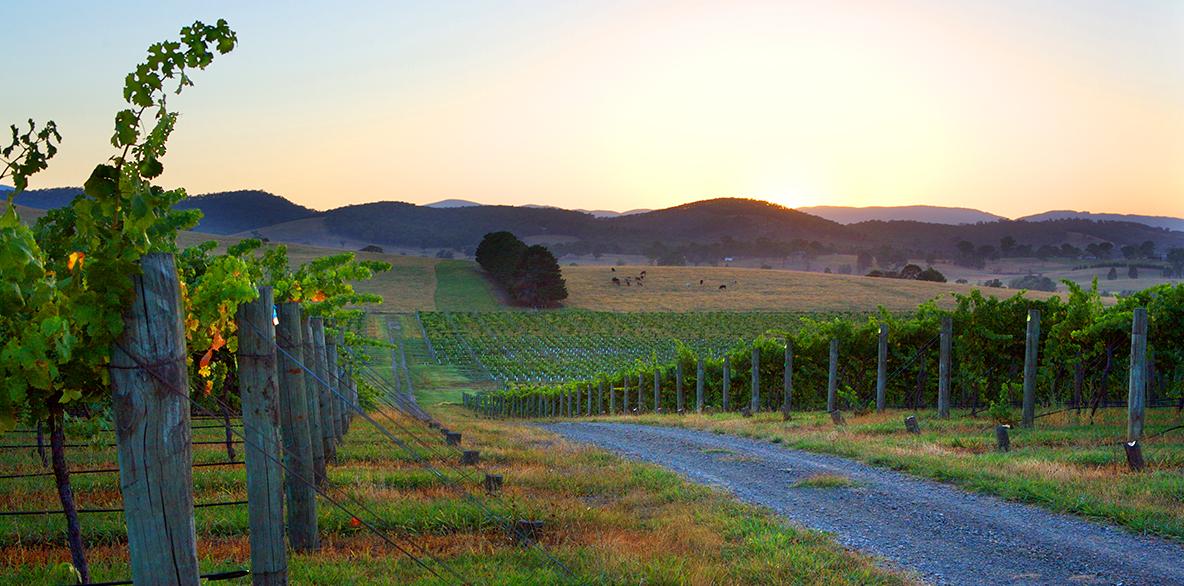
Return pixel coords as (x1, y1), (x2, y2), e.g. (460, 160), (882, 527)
(791, 474), (863, 489)
(587, 408), (1184, 542)
(0, 318), (912, 585)
(433, 260), (503, 311)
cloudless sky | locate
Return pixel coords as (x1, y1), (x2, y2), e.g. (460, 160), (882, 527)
(3, 1), (1182, 217)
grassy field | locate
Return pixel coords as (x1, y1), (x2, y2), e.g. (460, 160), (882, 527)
(434, 260), (503, 311)
(575, 408), (1184, 542)
(561, 265), (1057, 312)
(0, 317), (912, 585)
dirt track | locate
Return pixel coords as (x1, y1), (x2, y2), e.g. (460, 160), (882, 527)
(544, 422), (1184, 586)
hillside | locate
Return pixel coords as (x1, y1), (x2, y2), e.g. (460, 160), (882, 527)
(1019, 210), (1184, 232)
(851, 217), (1184, 251)
(12, 187), (319, 234)
(173, 190), (319, 234)
(800, 205), (1004, 225)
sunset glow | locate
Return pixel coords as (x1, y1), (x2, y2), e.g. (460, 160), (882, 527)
(4, 1), (1181, 217)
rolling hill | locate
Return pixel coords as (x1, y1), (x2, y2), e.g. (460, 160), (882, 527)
(1019, 210), (1184, 233)
(799, 205), (1004, 225)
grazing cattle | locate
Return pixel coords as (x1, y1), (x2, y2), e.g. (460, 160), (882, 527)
(699, 279), (704, 285)
(625, 277), (632, 286)
(611, 277), (621, 286)
(611, 267), (616, 272)
(640, 270), (647, 277)
(719, 284), (727, 290)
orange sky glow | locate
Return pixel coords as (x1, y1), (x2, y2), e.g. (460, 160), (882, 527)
(4, 1), (1182, 217)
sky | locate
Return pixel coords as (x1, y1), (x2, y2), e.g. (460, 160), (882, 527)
(3, 0), (1182, 217)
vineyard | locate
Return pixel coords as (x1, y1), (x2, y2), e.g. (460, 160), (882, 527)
(441, 284), (1184, 416)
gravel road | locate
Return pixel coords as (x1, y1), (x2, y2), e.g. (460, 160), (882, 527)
(543, 422), (1184, 586)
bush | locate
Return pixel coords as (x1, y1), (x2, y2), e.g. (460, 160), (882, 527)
(1008, 274), (1056, 291)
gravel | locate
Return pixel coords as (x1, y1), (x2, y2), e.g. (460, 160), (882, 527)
(543, 422), (1184, 586)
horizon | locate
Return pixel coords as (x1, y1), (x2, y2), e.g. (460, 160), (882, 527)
(3, 1), (1181, 217)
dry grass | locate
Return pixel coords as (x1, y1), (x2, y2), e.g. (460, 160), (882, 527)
(561, 265), (1058, 312)
(0, 404), (913, 584)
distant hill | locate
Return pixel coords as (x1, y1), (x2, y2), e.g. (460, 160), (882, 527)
(426, 199), (482, 208)
(12, 187), (317, 235)
(173, 190), (319, 234)
(1019, 210), (1184, 233)
(799, 205), (1004, 225)
(11, 186), (84, 209)
(850, 217), (1184, 251)
(321, 197), (849, 251)
(0, 185), (12, 194)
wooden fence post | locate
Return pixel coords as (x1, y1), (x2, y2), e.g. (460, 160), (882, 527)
(637, 372), (644, 413)
(276, 303), (319, 551)
(826, 339), (838, 413)
(750, 346), (760, 413)
(109, 253), (200, 585)
(782, 339), (793, 419)
(1128, 307), (1148, 441)
(938, 316), (952, 419)
(876, 324), (888, 412)
(1021, 309), (1041, 428)
(236, 287), (288, 585)
(598, 380), (605, 415)
(621, 375), (628, 414)
(586, 383), (593, 416)
(610, 379), (617, 414)
(696, 356), (705, 413)
(325, 327), (343, 443)
(722, 356), (731, 411)
(301, 315), (327, 484)
(653, 368), (660, 414)
(675, 362), (685, 413)
(311, 317), (337, 465)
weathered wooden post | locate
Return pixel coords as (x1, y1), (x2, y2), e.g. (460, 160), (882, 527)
(696, 356), (705, 413)
(938, 316), (952, 419)
(277, 303), (319, 551)
(326, 328), (344, 442)
(876, 324), (888, 412)
(300, 315), (327, 484)
(653, 368), (661, 413)
(598, 380), (605, 415)
(995, 424), (1010, 453)
(722, 356), (731, 411)
(826, 339), (838, 413)
(675, 362), (685, 413)
(311, 318), (337, 465)
(621, 375), (629, 414)
(750, 346), (760, 413)
(484, 473), (503, 494)
(782, 339), (794, 420)
(586, 383), (593, 417)
(1128, 307), (1148, 441)
(461, 450), (480, 465)
(236, 287), (288, 585)
(109, 253), (200, 584)
(904, 415), (920, 434)
(637, 372), (644, 413)
(1021, 309), (1041, 428)
(610, 378), (617, 414)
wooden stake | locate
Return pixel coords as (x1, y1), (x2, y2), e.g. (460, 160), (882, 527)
(722, 356), (731, 411)
(311, 317), (336, 465)
(236, 287), (288, 585)
(782, 339), (794, 420)
(995, 424), (1010, 453)
(826, 339), (838, 413)
(938, 316), (952, 419)
(1021, 309), (1041, 428)
(750, 346), (760, 413)
(301, 315), (327, 484)
(109, 253), (200, 584)
(696, 356), (706, 413)
(276, 303), (319, 551)
(676, 362), (685, 414)
(1128, 308), (1148, 441)
(876, 324), (888, 412)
